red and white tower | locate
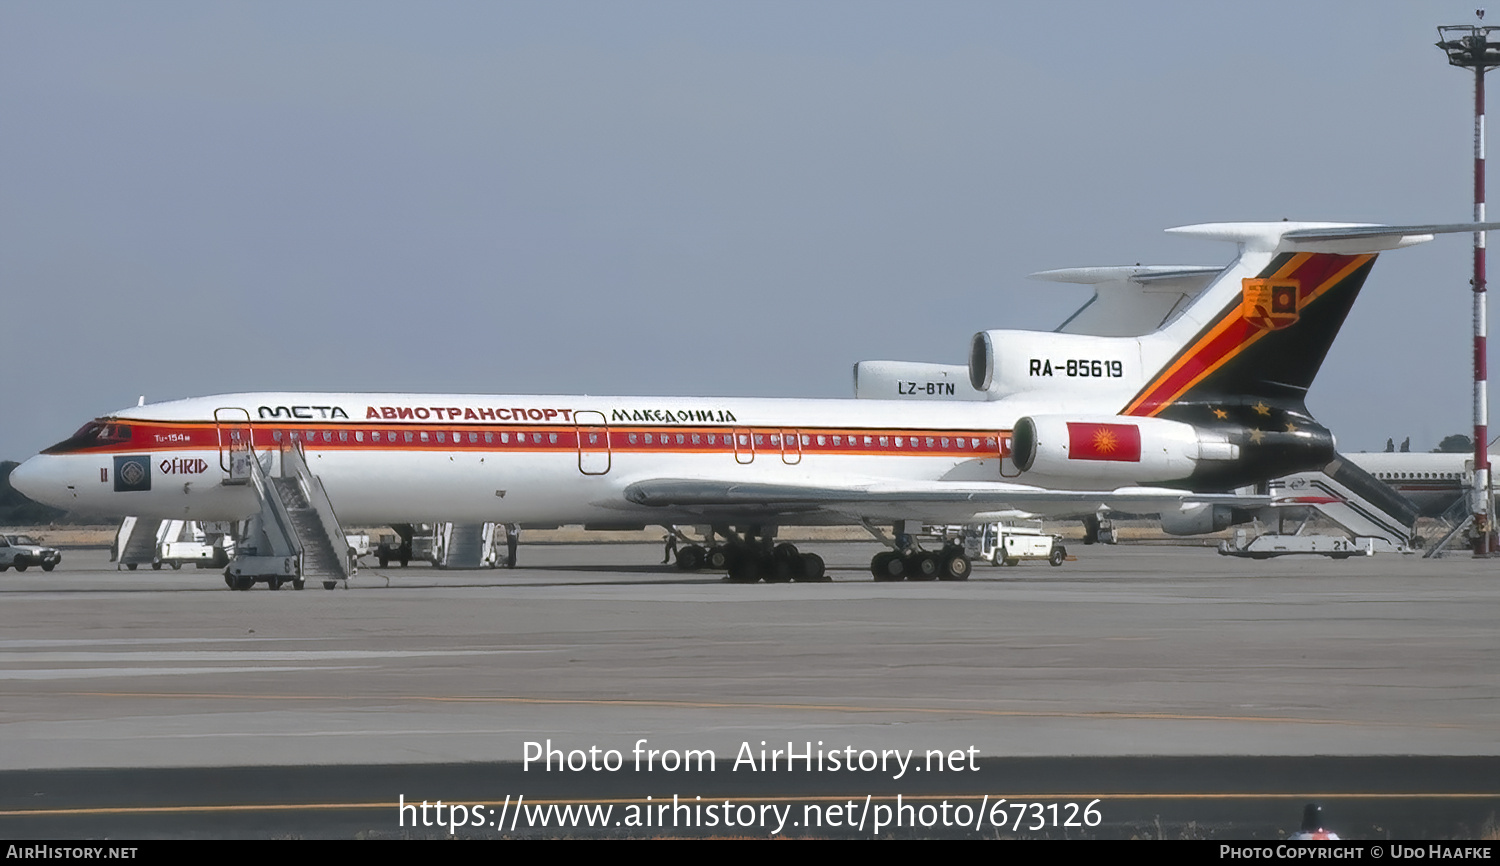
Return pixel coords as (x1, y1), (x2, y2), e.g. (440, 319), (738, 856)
(1438, 19), (1500, 555)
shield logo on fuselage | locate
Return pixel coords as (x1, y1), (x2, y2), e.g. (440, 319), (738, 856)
(113, 455), (151, 492)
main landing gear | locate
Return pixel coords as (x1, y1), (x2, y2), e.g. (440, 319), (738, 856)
(869, 545), (971, 582)
(670, 525), (829, 583)
(864, 522), (970, 582)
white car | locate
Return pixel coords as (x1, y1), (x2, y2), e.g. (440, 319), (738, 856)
(0, 534), (62, 572)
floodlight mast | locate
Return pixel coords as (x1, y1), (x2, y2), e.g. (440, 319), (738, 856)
(1437, 19), (1500, 555)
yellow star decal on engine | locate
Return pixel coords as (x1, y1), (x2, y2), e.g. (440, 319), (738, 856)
(1285, 422), (1298, 433)
(1212, 407), (1228, 420)
(1253, 401), (1271, 416)
(1249, 428), (1266, 444)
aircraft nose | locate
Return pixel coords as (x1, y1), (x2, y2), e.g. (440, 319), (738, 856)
(8, 456), (59, 507)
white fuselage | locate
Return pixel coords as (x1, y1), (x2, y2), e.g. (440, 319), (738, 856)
(14, 390), (1131, 526)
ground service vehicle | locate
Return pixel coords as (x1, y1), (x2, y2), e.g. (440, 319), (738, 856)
(965, 523), (1067, 567)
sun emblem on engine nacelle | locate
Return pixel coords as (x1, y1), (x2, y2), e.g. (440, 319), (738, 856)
(1241, 278), (1300, 331)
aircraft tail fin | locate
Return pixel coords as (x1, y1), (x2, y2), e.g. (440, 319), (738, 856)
(1122, 222), (1500, 419)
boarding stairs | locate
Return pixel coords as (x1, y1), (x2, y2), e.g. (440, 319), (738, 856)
(113, 516), (163, 570)
(433, 523), (498, 569)
(1263, 455), (1422, 554)
(1422, 494), (1480, 559)
(224, 442), (353, 590)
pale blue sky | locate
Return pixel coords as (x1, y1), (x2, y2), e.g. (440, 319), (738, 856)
(0, 1), (1487, 458)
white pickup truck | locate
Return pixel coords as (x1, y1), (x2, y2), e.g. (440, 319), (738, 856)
(0, 534), (62, 572)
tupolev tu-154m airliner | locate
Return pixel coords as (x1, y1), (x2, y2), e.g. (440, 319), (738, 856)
(13, 221), (1493, 585)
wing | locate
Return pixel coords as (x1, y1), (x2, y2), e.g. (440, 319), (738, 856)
(622, 477), (1267, 525)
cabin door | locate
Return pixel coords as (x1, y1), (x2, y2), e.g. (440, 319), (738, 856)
(574, 411), (611, 475)
(214, 407), (254, 483)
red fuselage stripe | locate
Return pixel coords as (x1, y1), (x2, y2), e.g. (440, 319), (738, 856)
(62, 421), (1013, 459)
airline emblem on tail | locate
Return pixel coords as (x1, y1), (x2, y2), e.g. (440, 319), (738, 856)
(1240, 278), (1301, 331)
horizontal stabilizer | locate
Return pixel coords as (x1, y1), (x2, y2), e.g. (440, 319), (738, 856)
(1166, 221), (1500, 254)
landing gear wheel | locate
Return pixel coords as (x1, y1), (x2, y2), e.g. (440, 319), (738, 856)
(1049, 545), (1066, 567)
(764, 553), (794, 583)
(871, 551), (906, 581)
(675, 545), (705, 571)
(794, 552), (827, 582)
(171, 562), (181, 570)
(707, 546), (729, 570)
(907, 552), (940, 581)
(151, 561), (161, 570)
(940, 552), (971, 581)
(727, 554), (761, 583)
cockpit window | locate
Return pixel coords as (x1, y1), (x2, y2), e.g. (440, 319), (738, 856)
(41, 421), (135, 454)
